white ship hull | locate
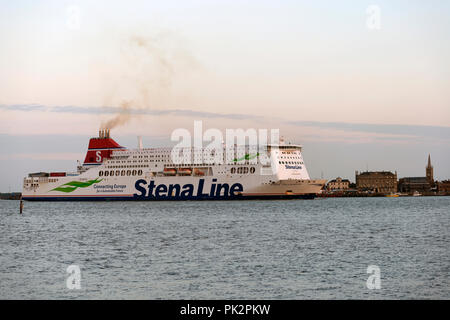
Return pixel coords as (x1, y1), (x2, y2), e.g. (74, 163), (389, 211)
(22, 175), (325, 201)
(22, 130), (326, 201)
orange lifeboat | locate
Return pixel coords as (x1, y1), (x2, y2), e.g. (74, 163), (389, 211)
(193, 168), (205, 176)
(178, 168), (192, 175)
(163, 168), (176, 176)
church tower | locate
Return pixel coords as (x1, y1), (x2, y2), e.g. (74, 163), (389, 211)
(426, 154), (434, 186)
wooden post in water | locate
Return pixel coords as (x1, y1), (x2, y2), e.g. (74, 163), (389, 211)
(19, 200), (23, 214)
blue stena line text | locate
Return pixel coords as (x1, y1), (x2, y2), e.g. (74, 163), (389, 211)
(134, 178), (244, 199)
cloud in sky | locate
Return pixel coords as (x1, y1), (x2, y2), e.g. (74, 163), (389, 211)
(0, 103), (257, 120)
(1, 1), (450, 126)
(1, 103), (448, 145)
(0, 152), (84, 161)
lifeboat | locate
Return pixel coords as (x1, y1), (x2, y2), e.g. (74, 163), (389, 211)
(163, 168), (176, 176)
(193, 168), (205, 176)
(177, 168), (192, 175)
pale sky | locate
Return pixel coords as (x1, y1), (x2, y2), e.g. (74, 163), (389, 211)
(0, 0), (449, 191)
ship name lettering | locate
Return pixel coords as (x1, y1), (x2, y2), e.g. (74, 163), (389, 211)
(134, 179), (243, 199)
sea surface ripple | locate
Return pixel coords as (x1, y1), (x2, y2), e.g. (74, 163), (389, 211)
(0, 197), (449, 299)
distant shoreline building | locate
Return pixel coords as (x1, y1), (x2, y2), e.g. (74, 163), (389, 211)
(437, 180), (450, 194)
(327, 177), (350, 192)
(398, 155), (434, 194)
(398, 177), (430, 193)
(355, 171), (397, 194)
(0, 192), (21, 200)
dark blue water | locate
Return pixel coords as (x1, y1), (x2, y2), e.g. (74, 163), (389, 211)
(0, 197), (449, 299)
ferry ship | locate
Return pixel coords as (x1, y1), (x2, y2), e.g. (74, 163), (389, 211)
(22, 130), (326, 201)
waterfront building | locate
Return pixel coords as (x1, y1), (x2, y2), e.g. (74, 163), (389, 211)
(437, 180), (450, 194)
(327, 177), (350, 191)
(355, 171), (397, 194)
(398, 177), (431, 194)
(398, 155), (435, 194)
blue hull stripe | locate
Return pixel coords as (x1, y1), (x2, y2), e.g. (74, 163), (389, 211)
(22, 194), (315, 201)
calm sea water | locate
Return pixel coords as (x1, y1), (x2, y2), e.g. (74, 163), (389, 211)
(0, 197), (449, 299)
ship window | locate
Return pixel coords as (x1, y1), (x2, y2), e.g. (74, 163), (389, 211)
(243, 167), (249, 174)
(126, 170), (131, 176)
(104, 171), (109, 176)
(110, 170), (114, 176)
(132, 170), (137, 176)
(250, 167), (255, 174)
(116, 170), (120, 176)
(138, 170), (143, 175)
(99, 171), (103, 176)
(121, 170), (125, 176)
(231, 168), (236, 174)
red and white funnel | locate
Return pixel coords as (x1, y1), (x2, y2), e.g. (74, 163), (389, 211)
(83, 130), (125, 166)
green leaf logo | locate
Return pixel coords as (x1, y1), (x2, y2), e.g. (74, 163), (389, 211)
(50, 178), (103, 193)
(233, 153), (259, 162)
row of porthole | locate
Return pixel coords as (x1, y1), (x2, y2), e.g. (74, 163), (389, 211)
(230, 167), (256, 174)
(279, 161), (303, 165)
(99, 169), (143, 177)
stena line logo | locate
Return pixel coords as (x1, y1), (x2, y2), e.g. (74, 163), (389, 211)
(134, 179), (243, 199)
(285, 165), (302, 170)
